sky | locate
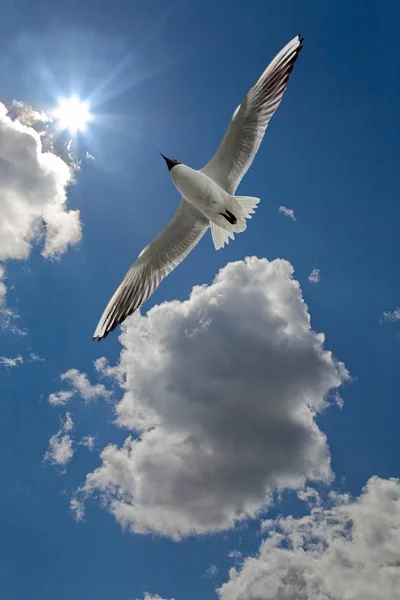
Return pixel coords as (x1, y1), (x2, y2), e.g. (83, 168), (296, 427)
(0, 1), (400, 599)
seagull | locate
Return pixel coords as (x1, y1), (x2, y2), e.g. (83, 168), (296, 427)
(93, 34), (303, 341)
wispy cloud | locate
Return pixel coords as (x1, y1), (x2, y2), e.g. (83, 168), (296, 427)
(381, 307), (400, 323)
(80, 435), (96, 451)
(279, 205), (296, 220)
(28, 352), (44, 363)
(48, 367), (112, 405)
(228, 550), (243, 563)
(44, 413), (74, 468)
(139, 595), (173, 600)
(0, 354), (23, 368)
(48, 390), (74, 406)
(0, 267), (26, 334)
(0, 264), (6, 305)
(205, 564), (218, 579)
(70, 497), (85, 522)
(0, 306), (27, 336)
(308, 268), (321, 284)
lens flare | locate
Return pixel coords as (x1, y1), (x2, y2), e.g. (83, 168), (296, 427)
(53, 96), (92, 134)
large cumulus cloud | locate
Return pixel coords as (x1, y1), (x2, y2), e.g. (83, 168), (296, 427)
(74, 257), (349, 538)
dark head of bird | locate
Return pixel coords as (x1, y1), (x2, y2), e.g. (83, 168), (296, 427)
(160, 153), (181, 171)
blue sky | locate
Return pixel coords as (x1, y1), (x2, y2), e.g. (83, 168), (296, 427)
(1, 1), (400, 599)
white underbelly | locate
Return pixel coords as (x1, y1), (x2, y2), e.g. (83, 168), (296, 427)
(171, 164), (226, 218)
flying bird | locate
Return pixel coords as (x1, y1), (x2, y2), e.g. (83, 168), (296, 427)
(93, 34), (303, 340)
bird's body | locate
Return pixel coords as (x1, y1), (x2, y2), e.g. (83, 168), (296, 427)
(171, 164), (230, 221)
(170, 163), (259, 242)
(93, 34), (304, 340)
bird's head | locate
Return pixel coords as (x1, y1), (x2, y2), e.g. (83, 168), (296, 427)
(160, 153), (181, 171)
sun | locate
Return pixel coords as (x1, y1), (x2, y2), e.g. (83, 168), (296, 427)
(53, 95), (92, 134)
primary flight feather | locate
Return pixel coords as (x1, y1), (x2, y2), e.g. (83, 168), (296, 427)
(93, 34), (303, 341)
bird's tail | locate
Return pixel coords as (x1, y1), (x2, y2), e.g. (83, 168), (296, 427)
(210, 195), (260, 250)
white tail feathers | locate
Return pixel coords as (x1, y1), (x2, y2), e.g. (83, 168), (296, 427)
(210, 195), (260, 250)
(236, 195), (260, 219)
(211, 221), (235, 250)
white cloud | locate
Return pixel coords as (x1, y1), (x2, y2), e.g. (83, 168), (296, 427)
(76, 257), (349, 539)
(0, 304), (27, 335)
(0, 264), (6, 305)
(28, 352), (44, 362)
(218, 476), (400, 600)
(228, 550), (243, 563)
(0, 354), (23, 367)
(0, 265), (25, 333)
(80, 435), (96, 451)
(296, 485), (322, 506)
(279, 205), (296, 220)
(48, 368), (112, 405)
(205, 564), (219, 578)
(0, 102), (81, 260)
(61, 368), (112, 401)
(138, 595), (173, 600)
(44, 412), (74, 467)
(48, 390), (74, 406)
(70, 497), (85, 522)
(308, 268), (320, 284)
(94, 356), (123, 382)
(63, 412), (73, 432)
(0, 101), (81, 318)
(381, 307), (400, 323)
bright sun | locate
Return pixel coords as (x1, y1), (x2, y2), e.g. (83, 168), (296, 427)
(53, 95), (92, 134)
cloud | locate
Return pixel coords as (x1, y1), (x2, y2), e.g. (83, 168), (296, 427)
(44, 413), (74, 468)
(0, 354), (23, 367)
(5, 99), (80, 174)
(0, 264), (6, 305)
(381, 307), (400, 324)
(70, 497), (85, 522)
(48, 390), (74, 406)
(80, 435), (96, 451)
(75, 257), (349, 539)
(228, 550), (243, 564)
(308, 268), (321, 284)
(0, 265), (25, 333)
(0, 101), (82, 319)
(138, 595), (173, 600)
(28, 352), (44, 362)
(0, 101), (81, 261)
(279, 205), (296, 220)
(217, 476), (400, 600)
(205, 564), (219, 578)
(94, 356), (123, 382)
(0, 302), (27, 335)
(48, 368), (112, 405)
(61, 368), (112, 401)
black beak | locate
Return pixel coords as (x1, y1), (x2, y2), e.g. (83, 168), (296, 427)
(160, 153), (178, 172)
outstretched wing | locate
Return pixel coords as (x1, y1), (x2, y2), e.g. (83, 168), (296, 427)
(93, 199), (209, 341)
(201, 35), (303, 194)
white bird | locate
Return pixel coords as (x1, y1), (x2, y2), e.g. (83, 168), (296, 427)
(93, 34), (303, 341)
